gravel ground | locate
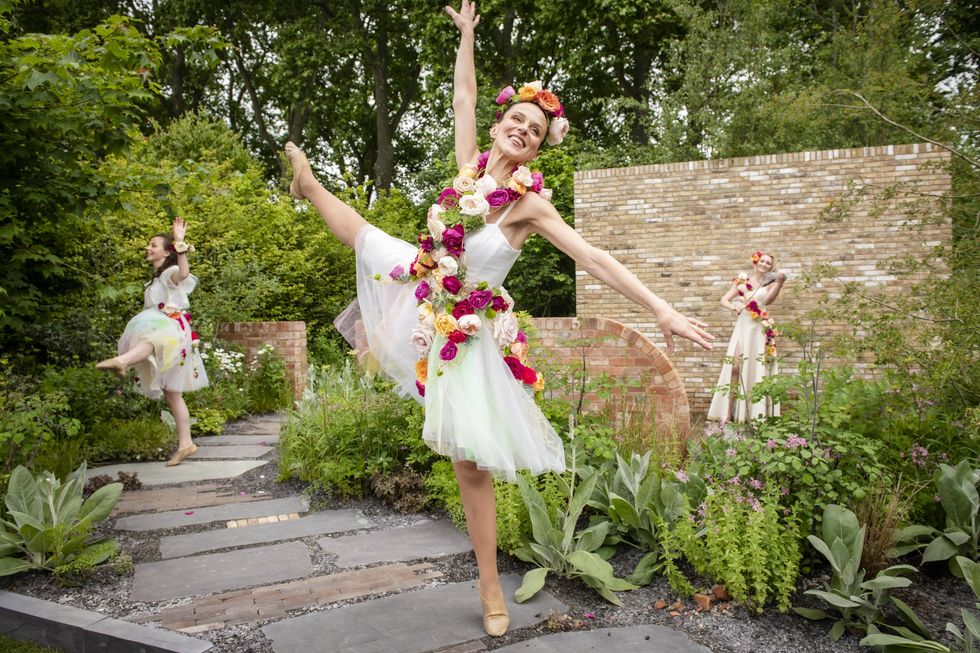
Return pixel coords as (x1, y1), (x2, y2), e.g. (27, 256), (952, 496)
(0, 437), (973, 653)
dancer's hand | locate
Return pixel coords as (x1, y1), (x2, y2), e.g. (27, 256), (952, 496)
(172, 216), (186, 241)
(655, 305), (714, 353)
(776, 272), (787, 283)
(445, 0), (480, 36)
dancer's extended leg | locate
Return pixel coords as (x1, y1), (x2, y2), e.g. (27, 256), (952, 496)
(164, 389), (196, 466)
(96, 340), (154, 377)
(285, 142), (367, 248)
(454, 460), (509, 636)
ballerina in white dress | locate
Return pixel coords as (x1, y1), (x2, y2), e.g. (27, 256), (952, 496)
(708, 250), (786, 424)
(96, 217), (208, 466)
(284, 1), (714, 635)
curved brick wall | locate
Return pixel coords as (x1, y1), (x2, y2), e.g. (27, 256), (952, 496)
(215, 321), (308, 400)
(532, 316), (690, 441)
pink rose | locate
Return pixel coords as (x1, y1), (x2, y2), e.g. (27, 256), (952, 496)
(418, 235), (434, 252)
(491, 296), (509, 312)
(468, 290), (494, 309)
(448, 330), (467, 344)
(486, 189), (511, 207)
(416, 380), (425, 397)
(389, 265), (405, 280)
(496, 85), (516, 105)
(442, 275), (462, 295)
(437, 187), (460, 209)
(516, 330), (527, 344)
(503, 355), (524, 380)
(530, 172), (544, 193)
(440, 341), (458, 361)
(415, 281), (430, 302)
(510, 340), (527, 361)
(442, 224), (465, 257)
(452, 299), (474, 318)
(546, 116), (569, 146)
(521, 366), (537, 385)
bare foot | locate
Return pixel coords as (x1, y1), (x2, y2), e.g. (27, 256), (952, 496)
(95, 357), (126, 379)
(284, 141), (312, 199)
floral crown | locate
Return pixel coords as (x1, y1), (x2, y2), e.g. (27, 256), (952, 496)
(495, 81), (570, 146)
(751, 251), (772, 264)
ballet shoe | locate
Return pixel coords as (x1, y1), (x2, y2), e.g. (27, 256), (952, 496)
(166, 443), (197, 467)
(478, 583), (509, 637)
(284, 141), (311, 199)
(95, 357), (126, 379)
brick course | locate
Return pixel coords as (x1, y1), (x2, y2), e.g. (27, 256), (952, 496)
(573, 143), (951, 413)
(214, 321), (308, 399)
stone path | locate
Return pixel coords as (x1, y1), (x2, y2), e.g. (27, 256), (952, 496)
(11, 413), (714, 653)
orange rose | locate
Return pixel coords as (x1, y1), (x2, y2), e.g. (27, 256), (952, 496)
(532, 372), (545, 393)
(535, 90), (560, 114)
(415, 359), (428, 383)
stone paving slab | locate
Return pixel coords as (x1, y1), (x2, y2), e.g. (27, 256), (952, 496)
(318, 520), (471, 567)
(225, 423), (281, 436)
(494, 625), (713, 652)
(191, 445), (273, 459)
(88, 460), (267, 487)
(261, 573), (566, 653)
(0, 589), (212, 653)
(113, 484), (269, 516)
(194, 434), (279, 445)
(115, 496), (308, 531)
(160, 510), (375, 558)
(132, 542), (313, 602)
(162, 563), (442, 631)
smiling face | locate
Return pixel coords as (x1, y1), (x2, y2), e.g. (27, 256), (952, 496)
(145, 236), (170, 268)
(755, 254), (775, 273)
(490, 102), (548, 163)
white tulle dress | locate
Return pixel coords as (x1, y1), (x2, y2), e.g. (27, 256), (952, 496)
(118, 265), (209, 399)
(707, 281), (779, 422)
(345, 204), (566, 481)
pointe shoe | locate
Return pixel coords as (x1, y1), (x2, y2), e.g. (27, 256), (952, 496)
(284, 141), (311, 199)
(166, 443), (197, 467)
(478, 583), (510, 637)
(95, 357), (127, 379)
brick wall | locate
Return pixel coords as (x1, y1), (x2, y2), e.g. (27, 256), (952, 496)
(532, 316), (690, 441)
(573, 143), (951, 414)
(215, 321), (308, 400)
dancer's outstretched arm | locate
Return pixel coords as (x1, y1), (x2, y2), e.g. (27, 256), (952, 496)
(171, 217), (191, 284)
(445, 1), (481, 169)
(527, 194), (714, 353)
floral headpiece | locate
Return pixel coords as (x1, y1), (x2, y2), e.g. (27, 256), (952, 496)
(751, 251), (763, 264)
(495, 81), (570, 146)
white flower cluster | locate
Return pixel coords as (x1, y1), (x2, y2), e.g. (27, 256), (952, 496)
(201, 343), (245, 374)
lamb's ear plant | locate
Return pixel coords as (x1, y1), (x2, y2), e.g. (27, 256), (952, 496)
(859, 555), (980, 653)
(0, 462), (122, 576)
(893, 461), (979, 578)
(514, 439), (639, 606)
(794, 504), (917, 641)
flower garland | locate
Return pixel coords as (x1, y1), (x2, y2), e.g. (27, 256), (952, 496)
(378, 154), (547, 399)
(733, 273), (778, 363)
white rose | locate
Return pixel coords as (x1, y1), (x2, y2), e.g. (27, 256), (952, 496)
(427, 207), (446, 239)
(512, 166), (533, 187)
(437, 256), (458, 276)
(417, 302), (436, 327)
(546, 116), (569, 146)
(526, 80), (543, 92)
(474, 174), (498, 198)
(737, 272), (749, 281)
(409, 324), (435, 356)
(457, 314), (482, 336)
(452, 175), (476, 194)
(459, 193), (490, 217)
(491, 311), (519, 348)
(539, 188), (553, 202)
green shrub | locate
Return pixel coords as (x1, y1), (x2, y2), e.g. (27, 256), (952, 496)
(424, 460), (466, 526)
(189, 407), (226, 436)
(0, 462), (121, 576)
(278, 362), (431, 497)
(189, 342), (250, 422)
(82, 418), (172, 463)
(248, 344), (292, 413)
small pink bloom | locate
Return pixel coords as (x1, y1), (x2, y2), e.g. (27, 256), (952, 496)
(452, 299), (474, 318)
(496, 86), (516, 105)
(584, 612), (595, 620)
(468, 290), (494, 309)
(415, 281), (431, 302)
(416, 380), (425, 396)
(530, 172), (544, 193)
(440, 341), (458, 361)
(184, 511), (194, 515)
(442, 276), (462, 295)
(389, 265), (405, 280)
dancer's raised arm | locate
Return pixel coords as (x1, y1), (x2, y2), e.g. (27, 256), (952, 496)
(445, 1), (481, 168)
(526, 195), (714, 353)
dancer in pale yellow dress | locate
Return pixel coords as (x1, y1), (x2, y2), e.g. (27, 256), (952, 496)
(708, 251), (786, 424)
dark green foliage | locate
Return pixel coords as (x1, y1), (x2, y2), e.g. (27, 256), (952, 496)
(248, 345), (292, 414)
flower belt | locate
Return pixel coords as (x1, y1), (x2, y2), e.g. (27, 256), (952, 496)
(155, 303), (199, 341)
